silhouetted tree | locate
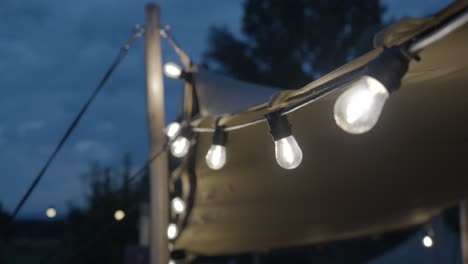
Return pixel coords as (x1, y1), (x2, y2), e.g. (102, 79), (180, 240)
(204, 0), (385, 89)
(62, 154), (148, 264)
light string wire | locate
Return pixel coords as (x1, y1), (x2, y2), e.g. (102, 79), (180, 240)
(189, 8), (468, 133)
(39, 142), (169, 264)
(8, 25), (145, 222)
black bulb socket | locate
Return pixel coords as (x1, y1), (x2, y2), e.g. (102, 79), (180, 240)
(178, 124), (192, 139)
(267, 112), (292, 141)
(367, 46), (411, 93)
(212, 126), (227, 146)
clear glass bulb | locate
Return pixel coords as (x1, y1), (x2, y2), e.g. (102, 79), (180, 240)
(423, 236), (433, 248)
(170, 136), (190, 158)
(205, 144), (227, 170)
(165, 122), (181, 140)
(163, 62), (182, 78)
(171, 197), (186, 214)
(334, 76), (389, 134)
(275, 135), (303, 169)
(167, 223), (178, 239)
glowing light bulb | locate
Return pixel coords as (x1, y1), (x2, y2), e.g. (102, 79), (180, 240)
(46, 207), (57, 218)
(114, 210), (125, 221)
(164, 62), (182, 78)
(267, 112), (302, 170)
(423, 236), (433, 248)
(170, 136), (190, 158)
(171, 197), (186, 214)
(169, 260), (176, 264)
(205, 145), (227, 170)
(334, 76), (389, 134)
(167, 223), (178, 239)
(166, 122), (181, 140)
(275, 135), (303, 169)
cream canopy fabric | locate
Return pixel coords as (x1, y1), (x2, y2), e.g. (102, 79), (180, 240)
(173, 2), (468, 255)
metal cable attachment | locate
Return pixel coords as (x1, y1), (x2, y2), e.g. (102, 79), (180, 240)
(160, 25), (192, 66)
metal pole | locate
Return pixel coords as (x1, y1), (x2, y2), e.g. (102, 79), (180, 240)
(145, 4), (169, 264)
(461, 200), (468, 264)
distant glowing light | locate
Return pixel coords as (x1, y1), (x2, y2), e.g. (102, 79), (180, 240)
(169, 260), (176, 264)
(114, 210), (125, 221)
(423, 235), (433, 248)
(46, 207), (57, 218)
(167, 223), (178, 240)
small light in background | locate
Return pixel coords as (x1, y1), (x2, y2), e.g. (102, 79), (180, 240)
(46, 207), (57, 218)
(114, 210), (125, 221)
(423, 235), (433, 248)
(169, 260), (176, 264)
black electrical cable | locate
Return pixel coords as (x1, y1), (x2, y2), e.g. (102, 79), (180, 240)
(9, 25), (145, 221)
(190, 8), (468, 134)
(39, 142), (168, 264)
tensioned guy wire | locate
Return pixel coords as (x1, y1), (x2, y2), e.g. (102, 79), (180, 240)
(9, 24), (145, 221)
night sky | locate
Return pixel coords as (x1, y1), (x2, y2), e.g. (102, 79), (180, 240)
(0, 0), (457, 258)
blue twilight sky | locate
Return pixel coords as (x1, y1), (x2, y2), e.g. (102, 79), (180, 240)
(0, 0), (453, 219)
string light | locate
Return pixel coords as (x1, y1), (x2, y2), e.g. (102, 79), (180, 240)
(205, 126), (227, 170)
(171, 197), (186, 214)
(266, 112), (303, 169)
(167, 223), (179, 240)
(422, 235), (433, 248)
(334, 47), (410, 134)
(422, 225), (435, 248)
(166, 122), (181, 140)
(170, 126), (191, 158)
(46, 207), (57, 218)
(171, 137), (190, 158)
(114, 210), (125, 221)
(164, 62), (183, 79)
(169, 260), (176, 264)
